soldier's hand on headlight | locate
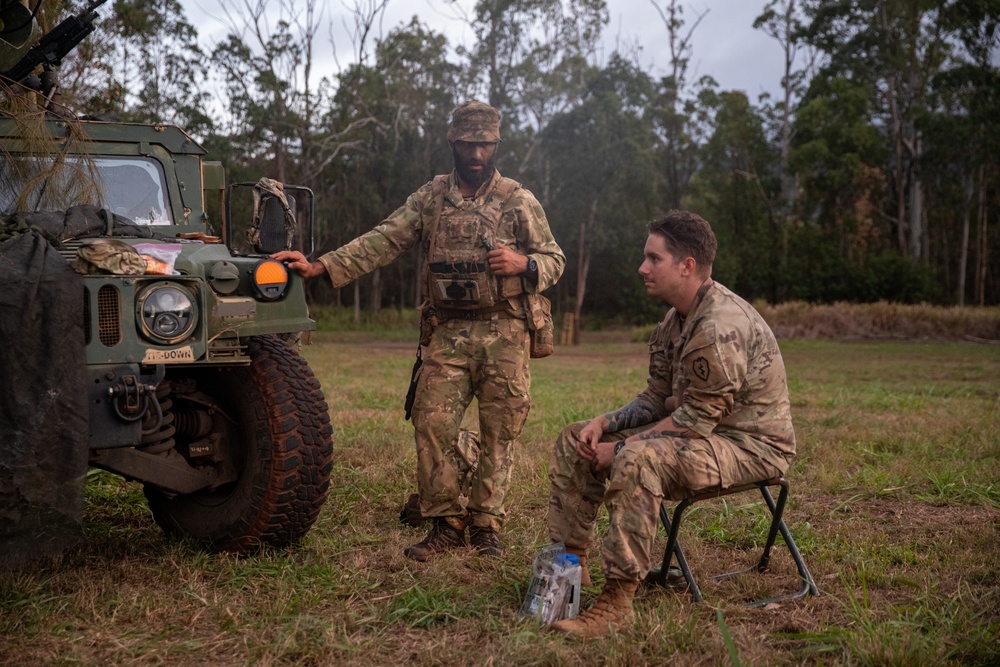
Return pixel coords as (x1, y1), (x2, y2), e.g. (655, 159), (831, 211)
(271, 250), (326, 279)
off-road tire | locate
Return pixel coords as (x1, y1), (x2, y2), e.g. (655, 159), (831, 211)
(277, 330), (304, 352)
(144, 335), (333, 552)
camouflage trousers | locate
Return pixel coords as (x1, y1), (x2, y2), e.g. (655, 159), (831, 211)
(410, 316), (531, 531)
(547, 420), (783, 582)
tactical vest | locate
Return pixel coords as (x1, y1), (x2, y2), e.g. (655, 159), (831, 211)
(423, 174), (523, 311)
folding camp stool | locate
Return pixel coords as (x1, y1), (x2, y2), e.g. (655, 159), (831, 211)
(644, 477), (818, 607)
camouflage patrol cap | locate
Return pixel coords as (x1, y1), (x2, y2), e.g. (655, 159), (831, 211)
(447, 101), (502, 143)
(71, 238), (146, 276)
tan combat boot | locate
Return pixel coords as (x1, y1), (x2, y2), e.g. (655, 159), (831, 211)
(550, 578), (638, 639)
(564, 546), (592, 587)
(404, 516), (467, 561)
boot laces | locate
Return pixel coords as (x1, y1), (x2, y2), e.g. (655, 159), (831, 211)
(424, 520), (464, 549)
(470, 526), (499, 546)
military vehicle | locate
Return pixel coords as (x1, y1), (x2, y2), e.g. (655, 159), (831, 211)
(0, 0), (333, 558)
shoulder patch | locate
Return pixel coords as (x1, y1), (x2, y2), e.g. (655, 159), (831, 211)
(692, 356), (711, 381)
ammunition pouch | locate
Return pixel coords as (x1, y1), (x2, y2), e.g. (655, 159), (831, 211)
(499, 275), (524, 299)
(427, 260), (526, 312)
(418, 302), (438, 347)
(427, 261), (492, 310)
(525, 293), (554, 359)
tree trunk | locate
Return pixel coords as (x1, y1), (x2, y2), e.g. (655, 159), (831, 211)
(573, 222), (586, 346)
(573, 199), (599, 345)
(353, 282), (361, 327)
(976, 164), (988, 306)
(877, 0), (908, 257)
(909, 132), (924, 260)
(371, 268), (382, 313)
(958, 174), (974, 306)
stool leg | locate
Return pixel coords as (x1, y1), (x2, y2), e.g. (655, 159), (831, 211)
(652, 500), (702, 603)
(652, 504), (674, 582)
(756, 482), (789, 572)
(744, 480), (819, 607)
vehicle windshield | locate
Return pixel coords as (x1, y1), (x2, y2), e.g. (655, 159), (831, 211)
(0, 155), (173, 225)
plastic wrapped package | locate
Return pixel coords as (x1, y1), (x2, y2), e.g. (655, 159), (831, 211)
(518, 543), (583, 624)
(134, 243), (182, 275)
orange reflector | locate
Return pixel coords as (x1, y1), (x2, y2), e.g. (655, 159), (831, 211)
(254, 260), (288, 286)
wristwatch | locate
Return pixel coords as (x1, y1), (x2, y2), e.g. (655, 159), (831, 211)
(526, 257), (538, 274)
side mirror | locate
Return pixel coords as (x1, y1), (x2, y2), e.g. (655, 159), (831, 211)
(224, 181), (314, 258)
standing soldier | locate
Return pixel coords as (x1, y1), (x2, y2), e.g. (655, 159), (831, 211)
(546, 211), (796, 638)
(274, 101), (565, 560)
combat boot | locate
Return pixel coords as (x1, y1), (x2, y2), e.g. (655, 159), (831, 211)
(404, 516), (467, 562)
(550, 578), (638, 639)
(564, 546), (592, 587)
(469, 525), (505, 557)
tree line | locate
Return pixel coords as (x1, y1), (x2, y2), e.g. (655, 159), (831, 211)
(39, 0), (1000, 320)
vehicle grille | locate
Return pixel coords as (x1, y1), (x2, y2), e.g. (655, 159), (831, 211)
(58, 240), (83, 263)
(97, 284), (122, 346)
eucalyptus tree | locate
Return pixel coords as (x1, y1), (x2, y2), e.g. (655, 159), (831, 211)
(210, 0), (329, 184)
(459, 0), (609, 183)
(753, 0), (816, 284)
(788, 75), (891, 301)
(61, 0), (211, 133)
(323, 17), (460, 313)
(801, 0), (954, 263)
(646, 0), (708, 211)
(923, 0), (1000, 305)
(540, 55), (659, 332)
(685, 90), (782, 301)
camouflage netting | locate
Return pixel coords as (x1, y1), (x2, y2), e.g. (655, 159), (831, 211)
(0, 205), (146, 570)
(1, 204), (163, 243)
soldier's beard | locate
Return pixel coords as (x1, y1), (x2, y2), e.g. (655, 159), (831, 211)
(453, 148), (496, 189)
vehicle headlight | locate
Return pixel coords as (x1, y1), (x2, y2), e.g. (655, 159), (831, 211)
(251, 259), (289, 301)
(136, 284), (197, 344)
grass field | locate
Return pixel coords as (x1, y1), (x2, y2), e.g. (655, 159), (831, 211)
(2, 333), (999, 666)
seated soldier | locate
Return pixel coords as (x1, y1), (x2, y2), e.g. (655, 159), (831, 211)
(546, 210), (796, 638)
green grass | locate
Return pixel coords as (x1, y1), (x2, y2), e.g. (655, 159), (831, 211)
(2, 335), (998, 666)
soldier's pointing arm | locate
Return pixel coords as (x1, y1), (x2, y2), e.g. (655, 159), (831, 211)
(317, 186), (431, 288)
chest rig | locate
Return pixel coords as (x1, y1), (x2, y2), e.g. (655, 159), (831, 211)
(422, 174), (522, 311)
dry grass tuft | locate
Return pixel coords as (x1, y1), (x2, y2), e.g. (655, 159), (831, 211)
(630, 302), (1000, 343)
(758, 301), (1000, 341)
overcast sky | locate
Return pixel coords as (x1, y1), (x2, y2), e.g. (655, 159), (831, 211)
(179, 0), (787, 100)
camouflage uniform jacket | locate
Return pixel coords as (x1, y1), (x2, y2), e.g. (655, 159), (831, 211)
(641, 281), (796, 470)
(317, 169), (565, 304)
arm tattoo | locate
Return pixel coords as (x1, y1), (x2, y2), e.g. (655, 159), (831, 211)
(603, 398), (659, 432)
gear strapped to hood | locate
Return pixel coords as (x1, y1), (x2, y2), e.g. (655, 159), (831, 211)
(71, 238), (146, 275)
